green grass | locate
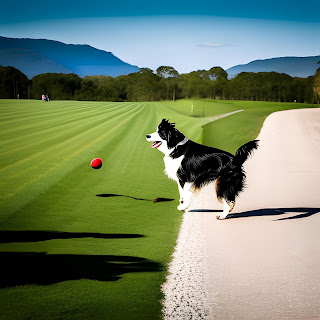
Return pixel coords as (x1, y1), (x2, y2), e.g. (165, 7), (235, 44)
(201, 100), (318, 153)
(162, 99), (239, 117)
(0, 99), (318, 320)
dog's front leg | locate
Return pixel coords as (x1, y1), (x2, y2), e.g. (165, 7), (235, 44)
(177, 182), (193, 211)
(177, 181), (184, 204)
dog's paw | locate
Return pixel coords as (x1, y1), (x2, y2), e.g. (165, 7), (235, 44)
(177, 204), (187, 211)
(216, 214), (227, 220)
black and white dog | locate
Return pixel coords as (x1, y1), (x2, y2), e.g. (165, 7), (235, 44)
(146, 119), (259, 219)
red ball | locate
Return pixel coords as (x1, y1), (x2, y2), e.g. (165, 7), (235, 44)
(91, 158), (103, 169)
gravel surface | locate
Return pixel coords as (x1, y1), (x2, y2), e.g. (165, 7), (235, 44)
(161, 210), (211, 320)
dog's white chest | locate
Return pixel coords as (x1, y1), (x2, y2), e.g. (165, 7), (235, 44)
(163, 155), (184, 181)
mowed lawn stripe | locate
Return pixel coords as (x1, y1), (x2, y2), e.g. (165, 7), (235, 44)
(0, 101), (128, 140)
(0, 101), (108, 124)
(0, 102), (140, 170)
(0, 100), (119, 122)
(0, 102), (137, 158)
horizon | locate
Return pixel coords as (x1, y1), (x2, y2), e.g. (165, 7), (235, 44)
(0, 1), (319, 73)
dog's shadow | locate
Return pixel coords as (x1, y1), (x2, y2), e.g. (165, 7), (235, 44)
(96, 194), (174, 202)
(191, 207), (320, 220)
(228, 207), (320, 220)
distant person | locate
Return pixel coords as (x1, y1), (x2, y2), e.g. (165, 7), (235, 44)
(45, 95), (49, 101)
(42, 94), (45, 101)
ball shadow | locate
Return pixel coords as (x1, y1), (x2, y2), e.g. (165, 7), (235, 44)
(96, 193), (174, 202)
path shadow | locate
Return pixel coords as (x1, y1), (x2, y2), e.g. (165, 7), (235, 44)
(0, 230), (144, 243)
(96, 194), (174, 202)
(0, 252), (163, 288)
(227, 207), (320, 220)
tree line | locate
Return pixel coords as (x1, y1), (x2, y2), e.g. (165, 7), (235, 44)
(1, 64), (319, 104)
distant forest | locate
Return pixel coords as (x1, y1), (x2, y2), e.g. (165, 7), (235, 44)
(1, 65), (319, 104)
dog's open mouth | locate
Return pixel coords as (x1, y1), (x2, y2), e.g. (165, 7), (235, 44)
(151, 141), (162, 149)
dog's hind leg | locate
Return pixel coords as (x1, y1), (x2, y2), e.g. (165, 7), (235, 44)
(216, 198), (235, 220)
(177, 182), (193, 211)
(215, 175), (238, 220)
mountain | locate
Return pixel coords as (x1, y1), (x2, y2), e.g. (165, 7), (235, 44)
(226, 56), (320, 78)
(0, 36), (140, 78)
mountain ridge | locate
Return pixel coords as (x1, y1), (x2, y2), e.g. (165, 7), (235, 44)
(226, 55), (320, 78)
(0, 36), (140, 78)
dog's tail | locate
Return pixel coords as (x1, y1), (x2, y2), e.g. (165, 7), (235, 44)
(216, 140), (259, 202)
(233, 140), (259, 166)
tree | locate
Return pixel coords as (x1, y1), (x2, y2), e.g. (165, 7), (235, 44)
(156, 66), (179, 101)
(0, 66), (29, 99)
(208, 67), (228, 81)
(225, 72), (296, 102)
(74, 75), (121, 101)
(313, 67), (320, 104)
(177, 71), (211, 98)
(124, 69), (164, 101)
(31, 73), (81, 100)
(156, 66), (179, 78)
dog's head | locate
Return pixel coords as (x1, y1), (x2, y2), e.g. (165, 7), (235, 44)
(146, 119), (185, 154)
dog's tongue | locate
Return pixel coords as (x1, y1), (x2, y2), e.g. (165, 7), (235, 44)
(152, 142), (162, 149)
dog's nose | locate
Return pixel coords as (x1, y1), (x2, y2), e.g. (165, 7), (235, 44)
(146, 135), (151, 139)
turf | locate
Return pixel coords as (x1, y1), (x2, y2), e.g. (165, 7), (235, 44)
(201, 100), (318, 153)
(162, 99), (239, 117)
(0, 99), (317, 320)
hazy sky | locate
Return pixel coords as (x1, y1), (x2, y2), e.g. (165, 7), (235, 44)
(0, 0), (319, 73)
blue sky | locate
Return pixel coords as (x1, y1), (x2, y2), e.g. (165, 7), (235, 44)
(0, 0), (319, 73)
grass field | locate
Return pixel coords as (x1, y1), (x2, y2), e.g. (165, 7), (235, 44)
(0, 99), (317, 320)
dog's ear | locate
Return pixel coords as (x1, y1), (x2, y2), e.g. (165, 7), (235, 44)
(158, 119), (184, 148)
(167, 127), (180, 149)
(160, 119), (175, 128)
(167, 130), (173, 147)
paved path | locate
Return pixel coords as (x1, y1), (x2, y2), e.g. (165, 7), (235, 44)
(199, 109), (243, 127)
(162, 108), (320, 319)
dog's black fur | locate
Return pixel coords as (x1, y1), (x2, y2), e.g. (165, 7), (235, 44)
(158, 119), (259, 203)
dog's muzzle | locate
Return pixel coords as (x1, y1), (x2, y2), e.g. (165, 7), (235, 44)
(146, 134), (162, 149)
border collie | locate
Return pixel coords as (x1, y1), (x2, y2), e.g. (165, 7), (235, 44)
(146, 119), (259, 219)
